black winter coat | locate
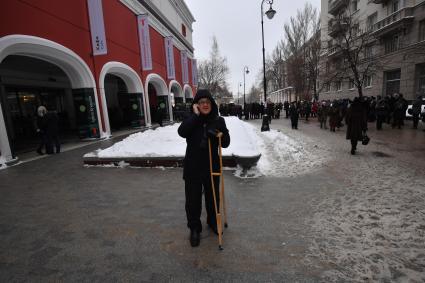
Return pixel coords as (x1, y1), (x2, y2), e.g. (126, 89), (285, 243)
(45, 111), (59, 136)
(346, 102), (367, 141)
(178, 92), (230, 180)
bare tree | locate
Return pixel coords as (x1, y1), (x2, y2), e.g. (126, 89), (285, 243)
(247, 85), (262, 104)
(283, 3), (320, 101)
(197, 36), (230, 99)
(321, 0), (378, 98)
(304, 18), (321, 100)
(265, 40), (286, 92)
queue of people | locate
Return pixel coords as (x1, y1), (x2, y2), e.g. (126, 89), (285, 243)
(219, 102), (283, 123)
(283, 93), (424, 155)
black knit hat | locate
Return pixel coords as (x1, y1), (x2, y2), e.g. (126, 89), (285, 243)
(192, 89), (218, 117)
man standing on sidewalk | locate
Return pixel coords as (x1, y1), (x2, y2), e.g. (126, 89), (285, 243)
(178, 89), (230, 247)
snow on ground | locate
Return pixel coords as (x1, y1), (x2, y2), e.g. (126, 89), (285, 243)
(294, 124), (425, 282)
(253, 127), (330, 177)
(86, 117), (330, 178)
(305, 157), (425, 282)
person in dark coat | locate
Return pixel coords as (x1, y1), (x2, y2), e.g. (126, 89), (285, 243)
(45, 110), (61, 154)
(375, 95), (388, 130)
(36, 106), (48, 155)
(156, 104), (164, 127)
(346, 98), (367, 155)
(392, 94), (407, 129)
(289, 102), (299, 129)
(177, 89), (230, 247)
(329, 101), (340, 132)
(318, 101), (329, 129)
(284, 101), (290, 118)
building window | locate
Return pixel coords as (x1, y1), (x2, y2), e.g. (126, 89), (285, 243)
(351, 0), (358, 13)
(364, 45), (373, 59)
(367, 13), (377, 31)
(384, 34), (400, 54)
(389, 0), (400, 14)
(416, 64), (425, 94)
(387, 0), (400, 15)
(325, 83), (331, 92)
(349, 79), (355, 89)
(181, 24), (186, 37)
(351, 23), (360, 36)
(364, 75), (372, 88)
(419, 20), (425, 42)
(385, 69), (401, 95)
(335, 81), (342, 91)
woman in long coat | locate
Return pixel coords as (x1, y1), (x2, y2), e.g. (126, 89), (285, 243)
(345, 98), (367, 155)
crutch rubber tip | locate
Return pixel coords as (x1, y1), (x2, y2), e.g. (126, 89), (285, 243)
(219, 245), (223, 250)
(224, 223), (228, 228)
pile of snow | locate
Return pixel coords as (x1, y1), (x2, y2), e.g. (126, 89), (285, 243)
(86, 117), (329, 177)
(86, 116), (260, 159)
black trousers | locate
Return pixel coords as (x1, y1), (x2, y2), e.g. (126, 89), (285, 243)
(291, 117), (298, 129)
(351, 139), (358, 151)
(376, 115), (385, 130)
(412, 114), (419, 129)
(184, 174), (220, 232)
(46, 134), (60, 154)
(37, 133), (47, 152)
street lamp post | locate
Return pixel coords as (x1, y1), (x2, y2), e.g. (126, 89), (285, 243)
(243, 66), (249, 109)
(237, 82), (242, 105)
(260, 0), (276, 131)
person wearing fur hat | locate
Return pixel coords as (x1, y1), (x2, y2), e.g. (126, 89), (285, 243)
(177, 89), (230, 247)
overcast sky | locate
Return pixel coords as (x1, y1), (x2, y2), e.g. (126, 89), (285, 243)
(184, 0), (321, 99)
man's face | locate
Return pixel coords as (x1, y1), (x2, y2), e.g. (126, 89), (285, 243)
(198, 98), (212, 115)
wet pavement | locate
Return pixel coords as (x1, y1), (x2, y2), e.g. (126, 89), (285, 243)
(0, 117), (424, 282)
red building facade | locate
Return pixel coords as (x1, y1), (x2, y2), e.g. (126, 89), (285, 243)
(0, 0), (197, 163)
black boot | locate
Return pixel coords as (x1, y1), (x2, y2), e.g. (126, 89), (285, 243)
(190, 230), (200, 247)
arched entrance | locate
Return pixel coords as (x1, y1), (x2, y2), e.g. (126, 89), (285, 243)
(0, 35), (100, 161)
(184, 84), (194, 104)
(145, 74), (171, 125)
(99, 62), (146, 136)
(169, 80), (184, 121)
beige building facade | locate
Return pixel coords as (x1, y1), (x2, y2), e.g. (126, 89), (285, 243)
(320, 0), (425, 101)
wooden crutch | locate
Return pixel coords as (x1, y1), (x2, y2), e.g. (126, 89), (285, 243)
(208, 133), (227, 250)
(218, 134), (228, 229)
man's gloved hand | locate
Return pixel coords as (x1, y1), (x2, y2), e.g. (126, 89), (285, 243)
(207, 128), (223, 138)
